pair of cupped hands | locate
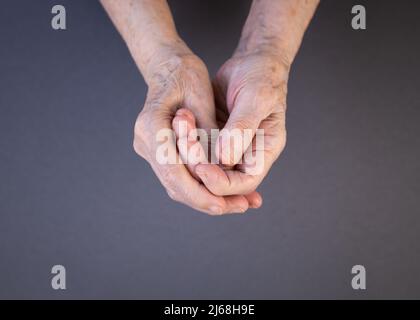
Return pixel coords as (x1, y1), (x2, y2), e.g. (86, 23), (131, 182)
(133, 44), (290, 215)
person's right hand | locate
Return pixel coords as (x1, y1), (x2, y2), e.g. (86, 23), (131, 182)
(133, 45), (261, 215)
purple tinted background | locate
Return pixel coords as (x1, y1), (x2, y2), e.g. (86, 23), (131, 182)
(0, 0), (419, 298)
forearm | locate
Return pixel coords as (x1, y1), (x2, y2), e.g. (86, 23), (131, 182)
(100, 0), (191, 83)
(235, 0), (319, 65)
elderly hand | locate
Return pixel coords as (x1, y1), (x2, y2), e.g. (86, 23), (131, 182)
(133, 46), (261, 214)
(101, 0), (319, 214)
(194, 51), (290, 196)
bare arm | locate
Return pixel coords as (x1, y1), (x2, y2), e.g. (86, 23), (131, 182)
(100, 0), (191, 83)
(236, 0), (320, 64)
(100, 0), (259, 214)
(197, 0), (320, 196)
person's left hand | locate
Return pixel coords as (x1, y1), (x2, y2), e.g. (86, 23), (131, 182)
(194, 51), (290, 196)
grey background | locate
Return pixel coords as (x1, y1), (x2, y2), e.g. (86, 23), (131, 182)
(0, 0), (419, 299)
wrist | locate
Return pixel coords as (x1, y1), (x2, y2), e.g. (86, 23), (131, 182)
(233, 36), (293, 69)
(129, 35), (194, 85)
(234, 0), (319, 67)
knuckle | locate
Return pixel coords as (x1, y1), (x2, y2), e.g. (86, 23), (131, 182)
(205, 211), (220, 217)
(279, 134), (287, 153)
(133, 139), (147, 159)
(190, 194), (225, 215)
(166, 188), (181, 203)
(202, 205), (224, 216)
(133, 113), (151, 159)
(134, 111), (149, 138)
(233, 117), (257, 131)
(208, 186), (225, 197)
(274, 130), (287, 157)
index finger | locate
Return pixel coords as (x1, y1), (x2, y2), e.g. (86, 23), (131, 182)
(149, 109), (249, 215)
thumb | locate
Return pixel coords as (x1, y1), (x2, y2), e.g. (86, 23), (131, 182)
(216, 90), (266, 166)
(183, 82), (218, 133)
(182, 85), (219, 161)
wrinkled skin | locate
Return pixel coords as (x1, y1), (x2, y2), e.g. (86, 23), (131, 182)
(100, 0), (319, 215)
(194, 51), (290, 196)
(133, 52), (262, 215)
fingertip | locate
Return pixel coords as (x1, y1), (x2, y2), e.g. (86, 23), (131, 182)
(221, 195), (250, 215)
(252, 194), (263, 208)
(176, 108), (196, 124)
(245, 191), (263, 209)
(209, 205), (223, 215)
(171, 115), (183, 137)
(173, 115), (196, 140)
(175, 108), (188, 116)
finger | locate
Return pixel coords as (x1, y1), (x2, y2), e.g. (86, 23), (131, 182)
(216, 89), (267, 166)
(196, 162), (264, 206)
(173, 108), (260, 210)
(150, 108), (249, 215)
(223, 195), (249, 213)
(172, 108), (208, 180)
(196, 118), (285, 196)
(183, 78), (218, 132)
(244, 191), (263, 209)
(195, 163), (259, 196)
(152, 159), (249, 215)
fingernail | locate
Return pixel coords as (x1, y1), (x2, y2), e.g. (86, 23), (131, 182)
(234, 207), (247, 213)
(210, 206), (222, 215)
(252, 198), (262, 208)
(176, 108), (186, 116)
